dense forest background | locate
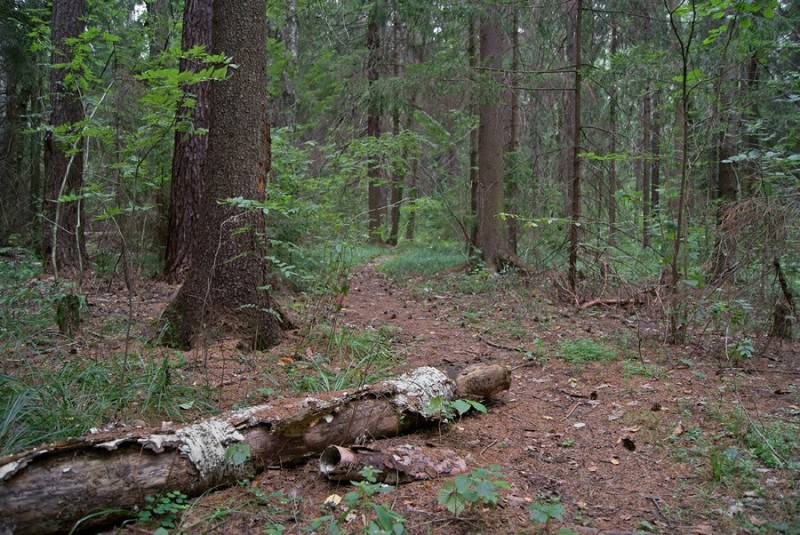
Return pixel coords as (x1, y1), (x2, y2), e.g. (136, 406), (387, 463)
(2, 0), (798, 319)
(1, 1), (799, 532)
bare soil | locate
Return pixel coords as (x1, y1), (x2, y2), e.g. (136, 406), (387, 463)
(34, 261), (800, 533)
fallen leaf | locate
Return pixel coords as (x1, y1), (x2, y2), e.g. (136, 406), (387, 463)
(278, 356), (293, 366)
(324, 494), (342, 508)
(672, 422), (684, 437)
(587, 465), (598, 472)
(623, 426), (641, 433)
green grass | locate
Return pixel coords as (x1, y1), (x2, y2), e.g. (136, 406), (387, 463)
(556, 338), (618, 364)
(0, 248), (61, 350)
(0, 353), (217, 455)
(281, 323), (400, 393)
(378, 242), (466, 277)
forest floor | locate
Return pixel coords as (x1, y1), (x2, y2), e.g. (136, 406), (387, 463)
(5, 253), (800, 534)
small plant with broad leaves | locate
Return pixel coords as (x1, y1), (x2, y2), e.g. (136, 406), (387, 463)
(424, 396), (488, 422)
(437, 466), (511, 517)
(137, 490), (189, 534)
(304, 467), (407, 534)
(528, 496), (572, 533)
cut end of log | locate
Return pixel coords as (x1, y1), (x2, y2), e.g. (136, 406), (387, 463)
(455, 364), (511, 400)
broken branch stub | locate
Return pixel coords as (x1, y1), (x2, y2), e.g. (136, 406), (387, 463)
(319, 444), (468, 484)
(0, 365), (510, 535)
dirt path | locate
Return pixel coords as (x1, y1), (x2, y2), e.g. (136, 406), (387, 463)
(90, 262), (798, 534)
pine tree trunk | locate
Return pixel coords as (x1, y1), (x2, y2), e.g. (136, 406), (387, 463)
(475, 6), (513, 271)
(41, 0), (87, 279)
(566, 0), (582, 292)
(161, 0), (288, 350)
(366, 17), (383, 241)
(163, 0), (212, 283)
(607, 24), (618, 245)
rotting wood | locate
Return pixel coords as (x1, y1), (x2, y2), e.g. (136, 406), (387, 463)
(319, 443), (468, 484)
(0, 365), (510, 535)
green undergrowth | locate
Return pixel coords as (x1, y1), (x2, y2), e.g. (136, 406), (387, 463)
(557, 338), (618, 364)
(378, 241), (467, 277)
(276, 323), (400, 393)
(0, 248), (61, 351)
(0, 353), (216, 455)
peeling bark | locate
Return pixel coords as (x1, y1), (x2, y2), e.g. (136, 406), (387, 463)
(0, 365), (510, 534)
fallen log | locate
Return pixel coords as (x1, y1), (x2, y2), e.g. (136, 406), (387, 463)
(0, 365), (510, 535)
(319, 444), (468, 484)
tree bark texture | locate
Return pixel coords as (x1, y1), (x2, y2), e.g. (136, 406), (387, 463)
(387, 12), (404, 246)
(161, 0), (287, 350)
(42, 0), (87, 278)
(475, 6), (512, 271)
(504, 6), (520, 254)
(281, 0), (298, 128)
(163, 0), (212, 283)
(468, 16), (479, 251)
(366, 17), (383, 241)
(566, 0), (582, 292)
(0, 365), (510, 535)
(607, 24), (618, 245)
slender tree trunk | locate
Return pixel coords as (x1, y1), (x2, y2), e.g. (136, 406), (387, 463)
(282, 0), (298, 128)
(505, 6), (520, 254)
(162, 0), (290, 350)
(366, 17), (383, 241)
(163, 0), (212, 283)
(42, 0), (87, 279)
(566, 0), (582, 293)
(468, 17), (479, 252)
(642, 84), (651, 248)
(147, 0), (172, 59)
(668, 1), (696, 344)
(651, 91), (661, 211)
(608, 24), (618, 245)
(387, 11), (404, 246)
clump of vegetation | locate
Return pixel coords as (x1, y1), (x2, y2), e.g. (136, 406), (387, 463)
(280, 323), (399, 393)
(437, 466), (511, 517)
(557, 338), (618, 364)
(0, 353), (216, 456)
(378, 242), (467, 277)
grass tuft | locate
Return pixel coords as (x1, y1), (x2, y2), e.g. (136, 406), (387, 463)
(557, 338), (618, 364)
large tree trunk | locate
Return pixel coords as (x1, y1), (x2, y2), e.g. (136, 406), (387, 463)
(475, 6), (513, 271)
(161, 0), (288, 350)
(0, 365), (510, 535)
(41, 0), (87, 279)
(163, 0), (212, 283)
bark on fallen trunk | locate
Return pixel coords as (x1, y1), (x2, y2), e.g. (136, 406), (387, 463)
(0, 365), (509, 535)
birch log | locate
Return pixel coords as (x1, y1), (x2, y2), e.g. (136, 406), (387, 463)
(0, 365), (509, 535)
